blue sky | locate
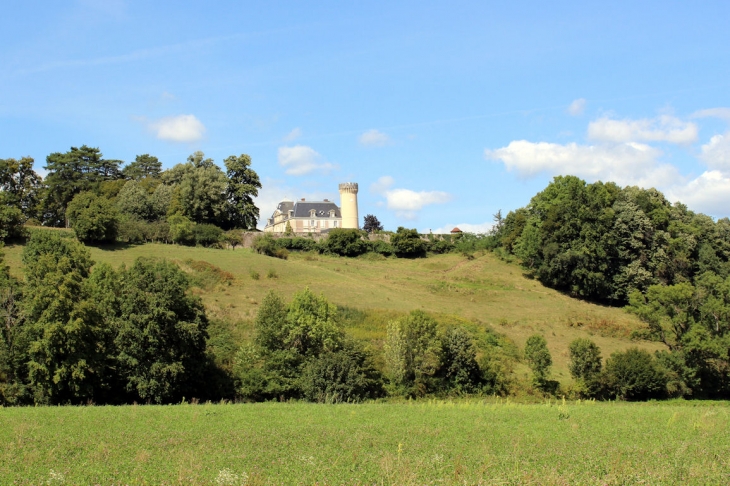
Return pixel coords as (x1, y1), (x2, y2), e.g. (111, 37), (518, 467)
(2, 1), (729, 231)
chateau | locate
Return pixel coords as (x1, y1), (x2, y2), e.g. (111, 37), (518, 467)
(264, 182), (359, 234)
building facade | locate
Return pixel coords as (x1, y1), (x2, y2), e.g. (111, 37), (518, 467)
(264, 182), (359, 234)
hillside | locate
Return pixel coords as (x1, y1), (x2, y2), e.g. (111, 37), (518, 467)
(2, 238), (660, 382)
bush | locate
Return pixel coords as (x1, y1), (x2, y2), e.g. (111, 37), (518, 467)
(276, 237), (318, 252)
(193, 224), (223, 247)
(428, 239), (454, 254)
(368, 239), (394, 256)
(168, 214), (195, 245)
(320, 229), (368, 256)
(604, 348), (667, 401)
(390, 227), (426, 257)
(300, 341), (384, 403)
(252, 234), (289, 259)
(66, 191), (119, 243)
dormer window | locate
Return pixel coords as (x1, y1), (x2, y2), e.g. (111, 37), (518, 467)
(329, 210), (335, 218)
(309, 209), (316, 217)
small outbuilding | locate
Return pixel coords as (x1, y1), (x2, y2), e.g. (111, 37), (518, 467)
(450, 227), (463, 234)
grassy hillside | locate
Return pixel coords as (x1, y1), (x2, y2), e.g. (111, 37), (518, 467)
(2, 237), (661, 382)
(1, 400), (728, 484)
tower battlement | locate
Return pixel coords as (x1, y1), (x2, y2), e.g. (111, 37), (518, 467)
(338, 182), (359, 194)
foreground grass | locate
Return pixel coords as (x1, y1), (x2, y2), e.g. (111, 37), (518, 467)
(1, 400), (728, 484)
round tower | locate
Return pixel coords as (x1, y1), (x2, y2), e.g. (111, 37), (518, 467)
(338, 182), (359, 229)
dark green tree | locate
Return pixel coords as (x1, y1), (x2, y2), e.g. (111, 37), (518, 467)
(568, 338), (602, 380)
(524, 334), (552, 385)
(0, 156), (43, 222)
(604, 348), (667, 401)
(363, 214), (383, 233)
(320, 228), (367, 256)
(437, 326), (482, 393)
(223, 154), (261, 230)
(122, 154), (162, 180)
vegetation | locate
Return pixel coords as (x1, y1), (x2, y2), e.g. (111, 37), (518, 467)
(1, 400), (729, 484)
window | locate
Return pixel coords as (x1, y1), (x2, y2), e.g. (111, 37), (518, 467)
(310, 220), (315, 227)
(334, 221), (338, 228)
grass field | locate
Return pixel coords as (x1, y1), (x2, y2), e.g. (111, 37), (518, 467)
(1, 400), (728, 484)
(1, 238), (661, 381)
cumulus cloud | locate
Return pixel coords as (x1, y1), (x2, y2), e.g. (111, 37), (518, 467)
(149, 114), (205, 142)
(666, 170), (730, 216)
(485, 140), (681, 187)
(277, 145), (336, 175)
(691, 107), (730, 121)
(371, 176), (451, 219)
(358, 129), (391, 147)
(699, 132), (730, 172)
(428, 222), (494, 234)
(567, 98), (586, 116)
(587, 115), (698, 144)
(283, 127), (302, 142)
(370, 175), (395, 194)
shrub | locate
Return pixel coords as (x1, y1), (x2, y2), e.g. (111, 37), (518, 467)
(604, 348), (667, 401)
(368, 239), (394, 256)
(266, 269), (278, 279)
(193, 224), (223, 247)
(252, 234), (288, 259)
(168, 214), (195, 245)
(300, 341), (384, 403)
(428, 239), (454, 254)
(320, 229), (368, 256)
(249, 270), (260, 280)
(390, 227), (426, 257)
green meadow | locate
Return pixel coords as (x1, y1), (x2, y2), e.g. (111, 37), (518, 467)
(2, 239), (660, 382)
(1, 400), (728, 484)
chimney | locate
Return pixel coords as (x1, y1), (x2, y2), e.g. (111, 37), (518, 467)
(324, 199), (329, 202)
(301, 198), (305, 201)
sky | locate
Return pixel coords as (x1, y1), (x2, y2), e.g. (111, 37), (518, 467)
(2, 0), (729, 232)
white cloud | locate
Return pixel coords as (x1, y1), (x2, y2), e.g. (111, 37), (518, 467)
(370, 175), (395, 194)
(428, 222), (494, 234)
(588, 115), (698, 144)
(149, 114), (205, 142)
(667, 170), (730, 216)
(567, 98), (586, 116)
(371, 176), (451, 219)
(699, 132), (730, 172)
(485, 140), (680, 187)
(691, 107), (730, 121)
(283, 127), (302, 142)
(277, 145), (336, 175)
(359, 129), (391, 147)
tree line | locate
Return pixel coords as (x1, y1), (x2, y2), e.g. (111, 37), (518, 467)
(0, 146), (261, 245)
(492, 175), (730, 398)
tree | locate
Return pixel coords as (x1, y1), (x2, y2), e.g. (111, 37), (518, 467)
(438, 326), (482, 393)
(20, 232), (108, 404)
(363, 214), (383, 233)
(604, 348), (667, 401)
(66, 192), (119, 243)
(0, 156), (43, 222)
(165, 152), (229, 226)
(390, 227), (426, 257)
(568, 338), (602, 380)
(384, 310), (440, 395)
(524, 334), (552, 385)
(111, 258), (209, 403)
(116, 180), (154, 221)
(42, 146), (122, 226)
(223, 154), (261, 230)
(122, 154), (162, 180)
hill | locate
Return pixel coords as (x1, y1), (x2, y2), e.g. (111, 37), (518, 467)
(1, 236), (660, 383)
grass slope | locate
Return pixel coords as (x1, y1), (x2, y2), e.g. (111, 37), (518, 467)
(1, 240), (660, 380)
(1, 400), (728, 484)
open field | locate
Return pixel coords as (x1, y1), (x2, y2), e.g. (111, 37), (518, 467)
(2, 239), (661, 381)
(1, 400), (728, 484)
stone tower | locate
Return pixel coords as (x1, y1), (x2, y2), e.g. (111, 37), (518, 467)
(338, 182), (359, 229)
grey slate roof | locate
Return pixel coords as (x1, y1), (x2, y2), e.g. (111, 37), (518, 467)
(267, 200), (341, 225)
